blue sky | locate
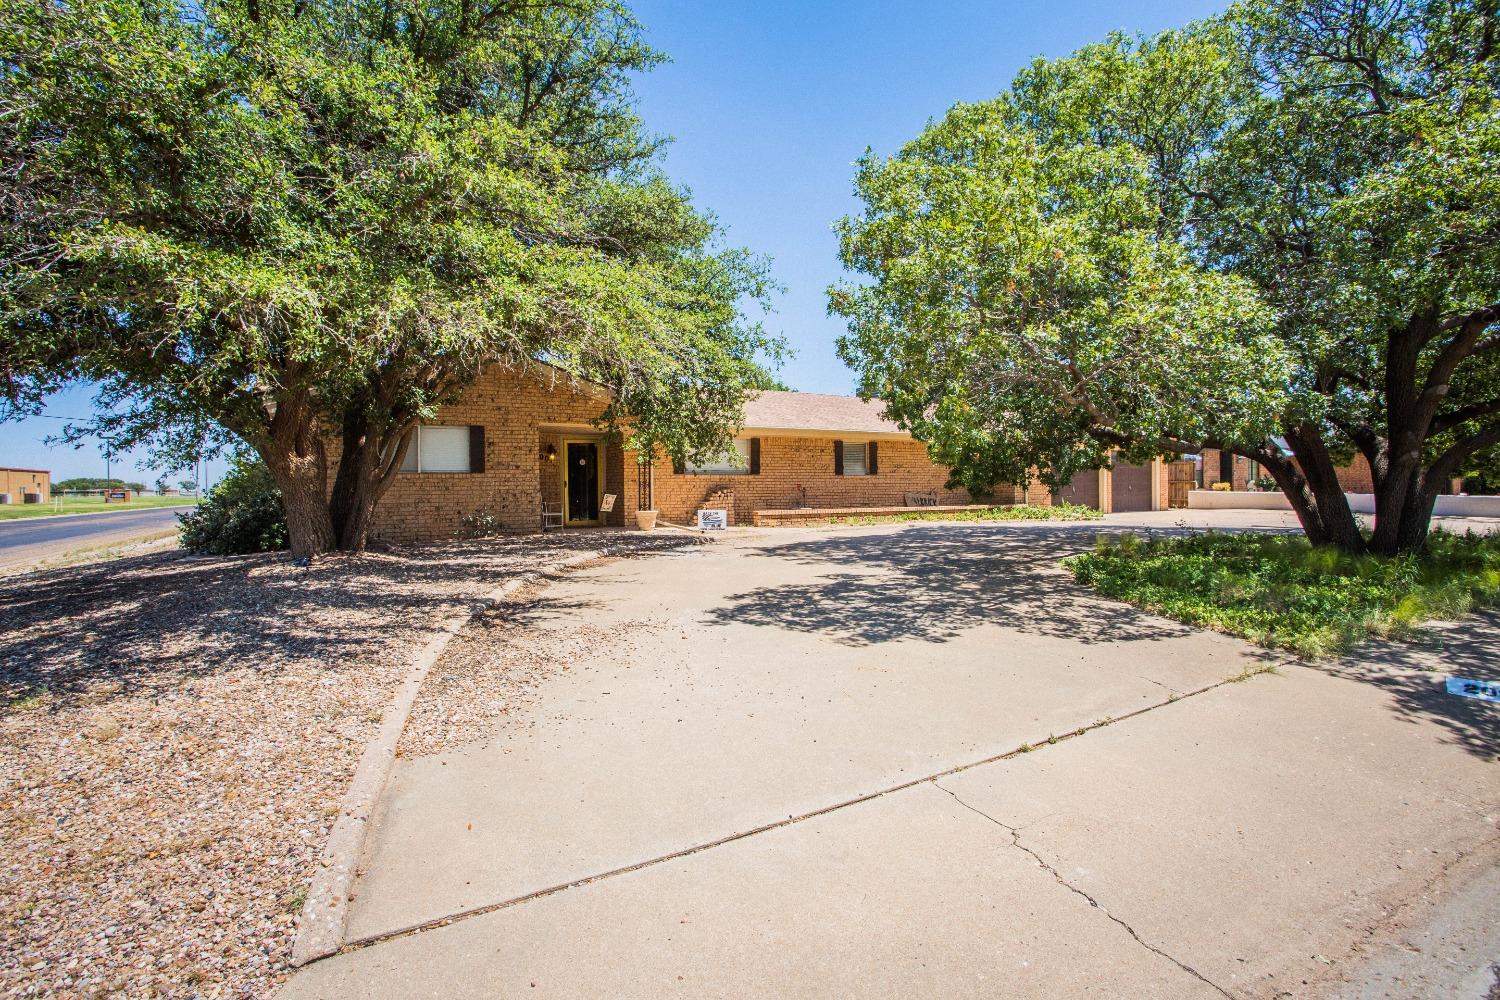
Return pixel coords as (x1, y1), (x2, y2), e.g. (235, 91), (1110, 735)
(2, 0), (1224, 484)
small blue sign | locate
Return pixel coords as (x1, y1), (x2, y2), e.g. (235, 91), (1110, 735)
(1445, 677), (1500, 703)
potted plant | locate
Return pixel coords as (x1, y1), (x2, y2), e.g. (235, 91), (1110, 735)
(635, 509), (658, 530)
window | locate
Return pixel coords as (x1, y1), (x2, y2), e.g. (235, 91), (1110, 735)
(400, 426), (474, 473)
(686, 439), (752, 475)
(842, 442), (869, 476)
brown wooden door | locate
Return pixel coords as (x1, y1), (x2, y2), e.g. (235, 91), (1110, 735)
(1167, 460), (1197, 509)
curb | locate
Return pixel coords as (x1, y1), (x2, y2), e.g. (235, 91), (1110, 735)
(288, 536), (704, 967)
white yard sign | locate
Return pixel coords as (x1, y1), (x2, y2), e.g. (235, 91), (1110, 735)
(1446, 676), (1500, 703)
(697, 508), (728, 531)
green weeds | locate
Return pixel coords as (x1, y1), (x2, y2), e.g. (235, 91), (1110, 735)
(1067, 530), (1500, 658)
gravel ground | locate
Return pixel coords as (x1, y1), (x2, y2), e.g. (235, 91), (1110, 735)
(0, 532), (697, 999)
(399, 571), (667, 759)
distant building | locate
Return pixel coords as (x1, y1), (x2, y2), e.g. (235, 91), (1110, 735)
(0, 467), (50, 504)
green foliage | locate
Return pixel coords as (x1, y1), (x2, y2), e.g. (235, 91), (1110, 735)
(456, 508), (505, 539)
(831, 0), (1500, 553)
(829, 21), (1287, 493)
(1068, 531), (1500, 657)
(54, 478), (146, 492)
(178, 455), (288, 555)
(829, 503), (1103, 526)
(2, 0), (782, 553)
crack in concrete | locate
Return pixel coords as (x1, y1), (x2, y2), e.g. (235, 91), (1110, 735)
(933, 781), (1236, 1000)
(1137, 674), (1178, 695)
(325, 661), (1287, 961)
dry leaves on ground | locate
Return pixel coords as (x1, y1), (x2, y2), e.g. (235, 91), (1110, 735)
(0, 533), (694, 999)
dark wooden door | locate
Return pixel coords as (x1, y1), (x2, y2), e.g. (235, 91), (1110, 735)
(565, 441), (600, 523)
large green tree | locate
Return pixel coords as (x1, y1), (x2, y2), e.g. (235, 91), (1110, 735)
(2, 0), (779, 558)
(833, 0), (1499, 554)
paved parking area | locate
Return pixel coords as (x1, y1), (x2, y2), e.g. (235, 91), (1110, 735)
(283, 518), (1500, 999)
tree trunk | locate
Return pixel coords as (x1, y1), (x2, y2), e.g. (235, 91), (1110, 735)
(1271, 427), (1367, 554)
(328, 411), (413, 551)
(262, 436), (335, 561)
(253, 386), (337, 560)
(1392, 484), (1438, 554)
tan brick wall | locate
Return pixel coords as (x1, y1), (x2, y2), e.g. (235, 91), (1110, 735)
(642, 435), (1032, 526)
(0, 468), (50, 501)
(336, 366), (1051, 542)
(1201, 448), (1379, 494)
(336, 364), (618, 545)
(1336, 454), (1376, 493)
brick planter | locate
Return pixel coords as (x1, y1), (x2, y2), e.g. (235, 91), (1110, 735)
(751, 504), (1000, 527)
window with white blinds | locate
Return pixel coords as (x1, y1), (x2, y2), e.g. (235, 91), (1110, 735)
(399, 426), (472, 473)
(842, 442), (868, 476)
(686, 439), (751, 474)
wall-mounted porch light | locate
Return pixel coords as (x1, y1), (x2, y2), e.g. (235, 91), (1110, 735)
(544, 443), (558, 462)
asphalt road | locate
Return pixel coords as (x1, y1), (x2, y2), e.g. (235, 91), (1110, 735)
(0, 506), (191, 570)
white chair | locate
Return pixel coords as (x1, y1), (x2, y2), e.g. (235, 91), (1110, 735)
(541, 501), (564, 531)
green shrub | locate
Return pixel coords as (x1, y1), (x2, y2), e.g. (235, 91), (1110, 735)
(178, 455), (288, 555)
(1066, 530), (1500, 658)
(830, 503), (1103, 526)
(457, 508), (504, 539)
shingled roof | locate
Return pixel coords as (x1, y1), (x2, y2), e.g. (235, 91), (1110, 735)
(741, 390), (908, 436)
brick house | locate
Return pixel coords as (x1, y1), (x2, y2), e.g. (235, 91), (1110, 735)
(360, 364), (1049, 543)
(1054, 459), (1174, 513)
(1198, 447), (1386, 494)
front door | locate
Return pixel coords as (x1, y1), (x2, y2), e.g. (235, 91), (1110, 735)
(564, 440), (601, 524)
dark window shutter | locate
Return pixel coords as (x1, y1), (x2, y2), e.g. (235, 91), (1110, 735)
(468, 425), (486, 474)
(749, 438), (761, 475)
(833, 440), (844, 476)
(672, 455), (685, 475)
(867, 441), (878, 475)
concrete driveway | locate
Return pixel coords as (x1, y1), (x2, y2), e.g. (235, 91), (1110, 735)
(283, 520), (1500, 999)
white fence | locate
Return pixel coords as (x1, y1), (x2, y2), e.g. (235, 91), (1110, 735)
(1188, 490), (1500, 517)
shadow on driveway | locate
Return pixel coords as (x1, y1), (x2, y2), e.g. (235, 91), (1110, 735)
(704, 523), (1200, 647)
(1321, 611), (1500, 761)
(708, 521), (1500, 762)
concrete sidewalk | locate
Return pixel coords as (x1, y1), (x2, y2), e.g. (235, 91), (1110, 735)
(281, 521), (1500, 998)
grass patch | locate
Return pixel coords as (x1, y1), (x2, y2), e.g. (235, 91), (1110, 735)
(1066, 529), (1500, 658)
(830, 503), (1102, 526)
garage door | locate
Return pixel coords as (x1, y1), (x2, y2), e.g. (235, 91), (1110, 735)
(1111, 461), (1153, 512)
(1056, 470), (1100, 508)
